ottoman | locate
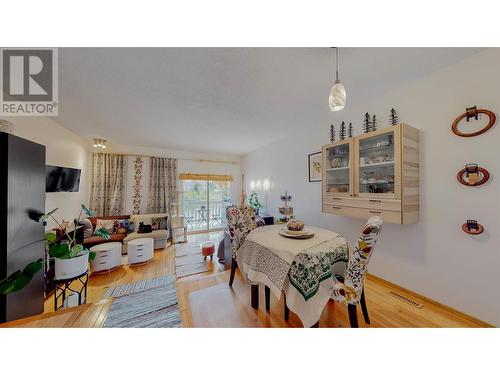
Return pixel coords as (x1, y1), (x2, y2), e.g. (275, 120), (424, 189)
(127, 237), (154, 265)
(90, 242), (122, 274)
(201, 241), (215, 261)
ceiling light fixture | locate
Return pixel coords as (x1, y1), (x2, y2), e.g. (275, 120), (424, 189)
(93, 138), (107, 149)
(328, 47), (346, 112)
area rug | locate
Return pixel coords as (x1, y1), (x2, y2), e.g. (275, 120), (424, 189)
(102, 275), (174, 298)
(174, 242), (210, 278)
(103, 282), (181, 328)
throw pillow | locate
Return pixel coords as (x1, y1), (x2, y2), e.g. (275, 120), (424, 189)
(78, 218), (94, 239)
(151, 216), (168, 231)
(95, 219), (116, 235)
(114, 219), (132, 234)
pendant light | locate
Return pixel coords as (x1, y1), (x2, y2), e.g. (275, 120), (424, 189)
(328, 47), (346, 112)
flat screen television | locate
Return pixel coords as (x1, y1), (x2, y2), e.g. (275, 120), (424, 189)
(45, 165), (81, 192)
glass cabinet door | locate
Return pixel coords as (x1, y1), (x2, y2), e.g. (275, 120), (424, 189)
(357, 129), (399, 198)
(324, 141), (352, 196)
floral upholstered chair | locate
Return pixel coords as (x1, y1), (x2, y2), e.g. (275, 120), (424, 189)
(331, 216), (383, 327)
(227, 206), (257, 286)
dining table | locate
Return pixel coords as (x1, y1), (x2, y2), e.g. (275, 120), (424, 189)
(236, 224), (349, 327)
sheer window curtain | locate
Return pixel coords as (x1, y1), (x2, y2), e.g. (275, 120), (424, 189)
(148, 157), (177, 218)
(89, 153), (127, 216)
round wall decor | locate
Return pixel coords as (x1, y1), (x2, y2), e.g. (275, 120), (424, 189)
(461, 220), (484, 235)
(456, 163), (490, 186)
(451, 108), (496, 137)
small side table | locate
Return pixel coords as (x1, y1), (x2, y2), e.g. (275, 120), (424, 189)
(261, 216), (275, 226)
(127, 237), (154, 265)
(172, 216), (188, 243)
(90, 242), (122, 274)
(54, 271), (88, 311)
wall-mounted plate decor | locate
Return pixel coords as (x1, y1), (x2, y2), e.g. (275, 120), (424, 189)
(462, 220), (484, 235)
(451, 106), (496, 137)
(457, 163), (490, 186)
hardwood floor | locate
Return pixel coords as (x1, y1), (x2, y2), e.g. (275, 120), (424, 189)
(1, 230), (491, 328)
(177, 271), (489, 328)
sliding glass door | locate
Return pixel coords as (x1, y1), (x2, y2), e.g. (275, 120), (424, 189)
(180, 177), (232, 233)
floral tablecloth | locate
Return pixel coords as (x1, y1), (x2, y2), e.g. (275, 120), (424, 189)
(237, 225), (348, 327)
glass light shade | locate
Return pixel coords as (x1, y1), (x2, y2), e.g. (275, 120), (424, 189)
(329, 80), (346, 112)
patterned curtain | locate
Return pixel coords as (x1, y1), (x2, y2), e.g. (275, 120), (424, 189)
(89, 153), (127, 216)
(148, 157), (177, 215)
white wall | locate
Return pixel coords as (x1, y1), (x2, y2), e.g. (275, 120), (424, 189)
(0, 116), (90, 225)
(243, 49), (500, 326)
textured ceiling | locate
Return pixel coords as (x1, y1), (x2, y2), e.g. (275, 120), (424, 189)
(56, 47), (483, 155)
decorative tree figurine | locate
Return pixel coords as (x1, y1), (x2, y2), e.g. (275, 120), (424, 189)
(390, 108), (399, 126)
(339, 121), (346, 140)
(363, 113), (371, 133)
(330, 124), (335, 143)
(348, 122), (353, 138)
(371, 114), (377, 132)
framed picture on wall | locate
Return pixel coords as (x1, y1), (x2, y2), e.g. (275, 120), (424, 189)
(308, 152), (322, 182)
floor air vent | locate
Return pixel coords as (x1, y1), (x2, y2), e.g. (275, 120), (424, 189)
(388, 290), (424, 309)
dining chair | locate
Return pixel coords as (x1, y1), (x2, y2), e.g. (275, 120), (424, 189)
(226, 206), (257, 288)
(330, 216), (383, 327)
(283, 216), (383, 327)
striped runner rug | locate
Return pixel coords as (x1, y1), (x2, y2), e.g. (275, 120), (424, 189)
(103, 281), (181, 328)
(174, 242), (210, 278)
(102, 275), (174, 298)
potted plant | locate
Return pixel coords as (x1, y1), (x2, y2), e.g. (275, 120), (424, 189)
(248, 191), (263, 216)
(43, 205), (108, 280)
(0, 204), (108, 294)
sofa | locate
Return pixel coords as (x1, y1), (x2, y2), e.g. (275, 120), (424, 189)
(83, 215), (130, 247)
(83, 213), (170, 253)
(123, 213), (170, 252)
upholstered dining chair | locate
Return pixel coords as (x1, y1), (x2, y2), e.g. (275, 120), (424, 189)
(283, 216), (384, 327)
(331, 216), (383, 327)
(226, 206), (257, 287)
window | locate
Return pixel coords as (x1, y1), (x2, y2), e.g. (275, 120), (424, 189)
(178, 173), (232, 233)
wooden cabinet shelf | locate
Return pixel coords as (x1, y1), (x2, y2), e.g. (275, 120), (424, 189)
(322, 124), (419, 224)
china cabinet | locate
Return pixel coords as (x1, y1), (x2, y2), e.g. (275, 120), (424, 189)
(322, 124), (419, 224)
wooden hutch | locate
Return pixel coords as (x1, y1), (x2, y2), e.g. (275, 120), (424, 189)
(322, 124), (419, 224)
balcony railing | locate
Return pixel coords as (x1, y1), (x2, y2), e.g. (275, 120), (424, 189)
(181, 200), (230, 232)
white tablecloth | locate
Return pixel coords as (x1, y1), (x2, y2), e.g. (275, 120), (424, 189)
(237, 224), (348, 327)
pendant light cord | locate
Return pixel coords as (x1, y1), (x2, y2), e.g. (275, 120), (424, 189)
(335, 47), (339, 82)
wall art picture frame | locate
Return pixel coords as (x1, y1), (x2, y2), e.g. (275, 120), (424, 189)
(308, 152), (322, 182)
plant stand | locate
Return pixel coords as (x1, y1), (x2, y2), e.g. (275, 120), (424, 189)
(171, 216), (188, 243)
(53, 271), (89, 311)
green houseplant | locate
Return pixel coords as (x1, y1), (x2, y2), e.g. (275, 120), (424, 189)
(0, 204), (108, 294)
(248, 191), (263, 215)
